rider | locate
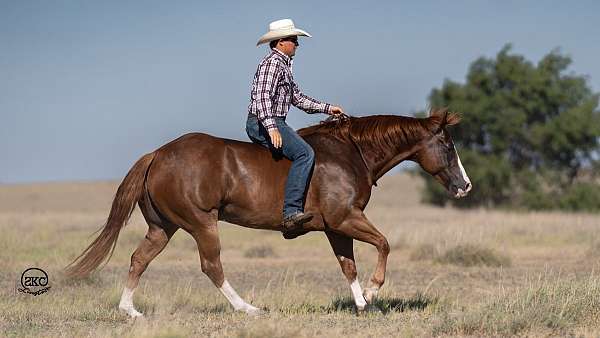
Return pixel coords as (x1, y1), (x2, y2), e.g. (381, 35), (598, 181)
(246, 19), (345, 233)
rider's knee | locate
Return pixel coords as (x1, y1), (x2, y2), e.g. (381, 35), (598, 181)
(304, 145), (315, 163)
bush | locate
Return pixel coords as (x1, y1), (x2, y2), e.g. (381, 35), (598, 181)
(244, 245), (277, 258)
(558, 183), (600, 212)
(421, 45), (600, 212)
(435, 244), (510, 267)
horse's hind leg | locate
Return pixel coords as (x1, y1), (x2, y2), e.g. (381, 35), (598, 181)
(183, 209), (261, 315)
(118, 221), (177, 317)
(325, 231), (367, 311)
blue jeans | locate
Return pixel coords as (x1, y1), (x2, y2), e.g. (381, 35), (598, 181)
(245, 114), (315, 218)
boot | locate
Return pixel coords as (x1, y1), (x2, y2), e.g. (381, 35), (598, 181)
(282, 211), (313, 232)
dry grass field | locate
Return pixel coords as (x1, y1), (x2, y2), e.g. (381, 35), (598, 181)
(1, 173), (599, 337)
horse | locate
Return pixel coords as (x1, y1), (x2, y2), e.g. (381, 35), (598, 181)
(65, 108), (471, 317)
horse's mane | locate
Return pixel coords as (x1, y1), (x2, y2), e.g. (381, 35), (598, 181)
(298, 108), (459, 150)
(298, 112), (432, 150)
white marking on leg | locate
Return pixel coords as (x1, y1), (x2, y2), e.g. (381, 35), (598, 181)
(350, 279), (367, 310)
(119, 287), (143, 318)
(219, 280), (261, 315)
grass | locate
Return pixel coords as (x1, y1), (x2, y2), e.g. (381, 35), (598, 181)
(432, 275), (600, 336)
(587, 239), (600, 258)
(1, 173), (600, 337)
(328, 292), (436, 314)
(409, 243), (438, 261)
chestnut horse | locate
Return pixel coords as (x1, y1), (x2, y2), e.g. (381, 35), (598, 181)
(65, 108), (471, 316)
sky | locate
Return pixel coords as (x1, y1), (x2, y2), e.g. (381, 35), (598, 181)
(1, 1), (599, 183)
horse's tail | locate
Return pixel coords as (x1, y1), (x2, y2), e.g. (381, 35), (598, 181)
(65, 152), (156, 278)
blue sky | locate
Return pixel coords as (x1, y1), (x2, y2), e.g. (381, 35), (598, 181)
(1, 1), (599, 183)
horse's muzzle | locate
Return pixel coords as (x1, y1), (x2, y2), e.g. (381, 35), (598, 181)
(452, 182), (472, 198)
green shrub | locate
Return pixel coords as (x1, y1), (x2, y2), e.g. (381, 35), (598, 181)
(558, 182), (600, 212)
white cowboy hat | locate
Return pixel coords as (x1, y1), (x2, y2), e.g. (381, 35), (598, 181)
(256, 19), (312, 46)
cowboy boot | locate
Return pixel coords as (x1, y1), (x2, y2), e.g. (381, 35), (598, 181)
(282, 211), (313, 232)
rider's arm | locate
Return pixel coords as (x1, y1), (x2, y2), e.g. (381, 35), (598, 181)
(291, 82), (333, 115)
(255, 59), (281, 132)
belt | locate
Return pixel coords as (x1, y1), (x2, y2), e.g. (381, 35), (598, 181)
(247, 113), (286, 121)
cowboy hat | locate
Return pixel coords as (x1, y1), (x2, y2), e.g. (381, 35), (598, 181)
(256, 19), (312, 46)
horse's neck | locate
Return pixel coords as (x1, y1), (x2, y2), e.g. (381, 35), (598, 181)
(353, 121), (425, 184)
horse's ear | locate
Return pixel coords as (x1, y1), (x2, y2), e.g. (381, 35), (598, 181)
(429, 107), (448, 118)
(427, 107), (448, 133)
(427, 108), (460, 132)
(446, 112), (461, 126)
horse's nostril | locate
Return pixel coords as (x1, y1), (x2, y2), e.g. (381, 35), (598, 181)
(465, 182), (472, 191)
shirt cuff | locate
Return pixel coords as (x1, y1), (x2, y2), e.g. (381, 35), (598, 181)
(323, 103), (333, 115)
(260, 117), (278, 132)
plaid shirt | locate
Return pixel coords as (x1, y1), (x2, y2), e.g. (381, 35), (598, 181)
(248, 49), (332, 132)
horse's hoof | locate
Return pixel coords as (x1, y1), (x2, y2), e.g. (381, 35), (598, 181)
(363, 287), (379, 304)
(119, 306), (144, 318)
(243, 305), (264, 316)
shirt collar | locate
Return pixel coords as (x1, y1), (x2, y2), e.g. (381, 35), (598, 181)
(271, 48), (292, 66)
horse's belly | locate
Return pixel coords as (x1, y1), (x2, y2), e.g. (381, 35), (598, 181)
(219, 203), (282, 230)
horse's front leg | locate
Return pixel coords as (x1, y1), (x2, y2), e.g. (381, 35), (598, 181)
(325, 231), (367, 311)
(331, 208), (390, 304)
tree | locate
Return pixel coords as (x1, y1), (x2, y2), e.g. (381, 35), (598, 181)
(421, 45), (600, 212)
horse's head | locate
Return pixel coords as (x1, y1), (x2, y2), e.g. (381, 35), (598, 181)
(415, 109), (472, 198)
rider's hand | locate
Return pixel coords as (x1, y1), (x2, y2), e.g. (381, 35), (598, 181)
(269, 129), (282, 149)
(330, 106), (345, 116)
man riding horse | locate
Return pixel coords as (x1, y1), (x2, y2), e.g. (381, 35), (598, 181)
(246, 19), (345, 235)
(66, 19), (472, 318)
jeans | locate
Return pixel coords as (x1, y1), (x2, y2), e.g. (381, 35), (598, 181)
(245, 114), (315, 218)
